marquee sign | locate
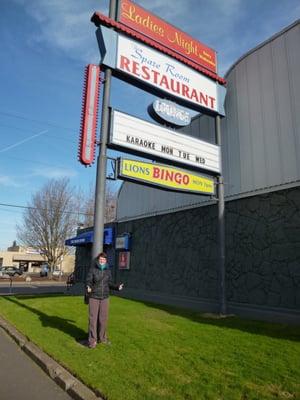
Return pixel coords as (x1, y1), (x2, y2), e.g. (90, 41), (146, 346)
(117, 0), (217, 73)
(109, 110), (221, 173)
(148, 99), (191, 127)
(118, 158), (215, 195)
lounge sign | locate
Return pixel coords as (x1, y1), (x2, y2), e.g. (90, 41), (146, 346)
(148, 99), (191, 127)
(109, 110), (221, 173)
(117, 34), (220, 115)
(118, 158), (215, 195)
(117, 0), (216, 73)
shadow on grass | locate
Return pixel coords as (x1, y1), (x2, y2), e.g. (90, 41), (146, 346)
(120, 297), (300, 342)
(3, 295), (86, 341)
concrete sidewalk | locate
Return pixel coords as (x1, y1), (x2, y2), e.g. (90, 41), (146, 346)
(0, 317), (103, 400)
(0, 327), (72, 400)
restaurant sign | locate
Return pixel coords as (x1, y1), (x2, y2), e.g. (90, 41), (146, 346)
(118, 158), (215, 195)
(96, 27), (226, 117)
(117, 34), (221, 115)
(109, 110), (221, 173)
(117, 0), (217, 73)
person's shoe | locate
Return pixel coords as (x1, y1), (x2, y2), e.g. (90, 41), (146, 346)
(88, 342), (97, 349)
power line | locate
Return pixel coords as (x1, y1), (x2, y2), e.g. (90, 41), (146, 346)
(0, 202), (93, 217)
(0, 110), (76, 133)
(0, 154), (76, 170)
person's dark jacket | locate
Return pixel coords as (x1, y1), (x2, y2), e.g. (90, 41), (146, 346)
(86, 261), (119, 300)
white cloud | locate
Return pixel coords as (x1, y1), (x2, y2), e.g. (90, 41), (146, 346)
(12, 0), (106, 62)
(0, 175), (24, 188)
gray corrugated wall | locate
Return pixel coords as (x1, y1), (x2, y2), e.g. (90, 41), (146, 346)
(222, 21), (300, 196)
(117, 21), (300, 221)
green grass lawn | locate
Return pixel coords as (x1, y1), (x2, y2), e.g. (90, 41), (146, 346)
(0, 295), (299, 400)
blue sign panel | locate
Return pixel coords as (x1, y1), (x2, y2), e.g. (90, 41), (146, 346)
(148, 99), (192, 127)
(115, 233), (131, 250)
(65, 227), (114, 247)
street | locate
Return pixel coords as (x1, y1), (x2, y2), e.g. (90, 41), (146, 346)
(0, 279), (68, 296)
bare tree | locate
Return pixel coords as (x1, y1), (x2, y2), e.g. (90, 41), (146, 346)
(17, 178), (78, 273)
(78, 181), (117, 228)
(105, 182), (117, 223)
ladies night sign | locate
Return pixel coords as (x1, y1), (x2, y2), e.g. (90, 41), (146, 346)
(117, 0), (216, 74)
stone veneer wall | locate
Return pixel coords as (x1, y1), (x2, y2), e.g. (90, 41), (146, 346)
(115, 185), (300, 313)
(116, 204), (219, 299)
(226, 187), (300, 310)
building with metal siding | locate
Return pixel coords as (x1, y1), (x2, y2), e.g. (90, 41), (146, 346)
(113, 20), (300, 323)
(117, 19), (300, 222)
(70, 21), (300, 323)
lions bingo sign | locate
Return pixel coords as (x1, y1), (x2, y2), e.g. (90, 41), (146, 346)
(118, 158), (215, 195)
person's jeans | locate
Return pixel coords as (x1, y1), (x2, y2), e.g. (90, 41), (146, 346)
(88, 297), (109, 345)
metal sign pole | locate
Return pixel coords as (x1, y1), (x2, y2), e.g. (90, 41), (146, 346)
(215, 115), (226, 315)
(92, 0), (117, 260)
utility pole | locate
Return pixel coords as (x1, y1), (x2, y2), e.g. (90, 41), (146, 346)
(92, 0), (117, 260)
(215, 115), (226, 315)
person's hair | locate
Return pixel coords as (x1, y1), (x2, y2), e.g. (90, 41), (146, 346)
(97, 252), (107, 259)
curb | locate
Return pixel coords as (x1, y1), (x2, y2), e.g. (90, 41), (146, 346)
(0, 316), (104, 400)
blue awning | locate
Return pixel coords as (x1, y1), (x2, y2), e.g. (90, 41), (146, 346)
(65, 227), (114, 247)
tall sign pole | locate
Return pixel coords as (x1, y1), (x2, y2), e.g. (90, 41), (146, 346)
(215, 115), (226, 315)
(92, 0), (117, 260)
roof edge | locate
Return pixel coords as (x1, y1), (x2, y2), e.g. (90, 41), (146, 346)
(225, 18), (300, 78)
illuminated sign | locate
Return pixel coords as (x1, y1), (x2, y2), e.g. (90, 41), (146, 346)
(95, 27), (226, 116)
(78, 64), (100, 166)
(109, 110), (221, 173)
(117, 34), (219, 115)
(117, 0), (216, 73)
(118, 158), (215, 195)
(148, 99), (191, 127)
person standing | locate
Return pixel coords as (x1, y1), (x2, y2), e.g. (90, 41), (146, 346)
(86, 252), (124, 348)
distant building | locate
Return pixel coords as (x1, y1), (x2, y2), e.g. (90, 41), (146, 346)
(0, 241), (75, 274)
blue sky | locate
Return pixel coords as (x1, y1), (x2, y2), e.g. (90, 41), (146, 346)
(0, 0), (299, 250)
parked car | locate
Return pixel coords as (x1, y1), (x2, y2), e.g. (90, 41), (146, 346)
(52, 269), (63, 277)
(40, 264), (49, 277)
(0, 266), (23, 277)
